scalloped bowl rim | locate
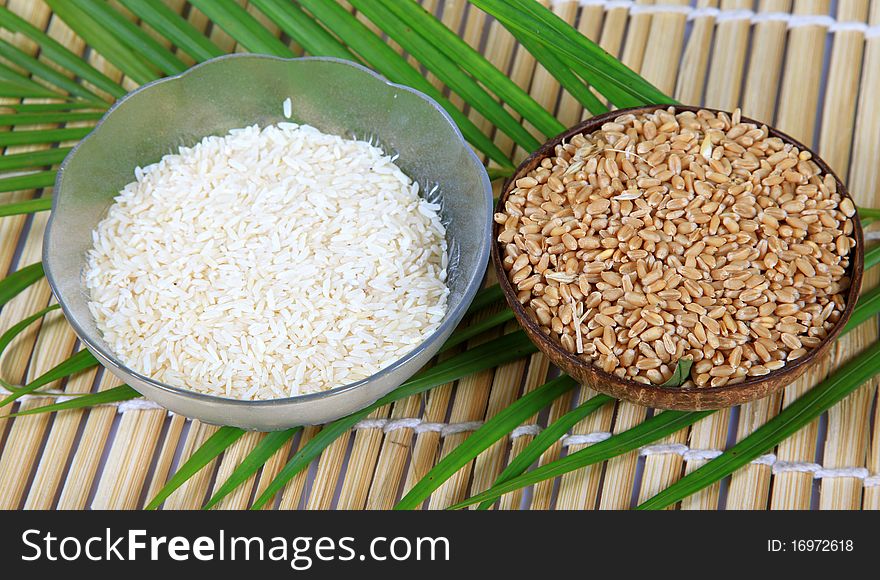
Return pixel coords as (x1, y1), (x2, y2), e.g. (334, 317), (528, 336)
(43, 54), (493, 409)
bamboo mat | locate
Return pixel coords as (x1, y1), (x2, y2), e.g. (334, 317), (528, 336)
(1, 0), (879, 510)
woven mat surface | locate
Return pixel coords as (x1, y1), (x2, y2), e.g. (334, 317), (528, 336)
(1, 0), (879, 510)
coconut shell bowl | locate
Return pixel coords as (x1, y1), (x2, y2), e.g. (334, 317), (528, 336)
(492, 104), (863, 411)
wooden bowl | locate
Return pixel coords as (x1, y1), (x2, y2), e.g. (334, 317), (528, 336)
(492, 104), (864, 410)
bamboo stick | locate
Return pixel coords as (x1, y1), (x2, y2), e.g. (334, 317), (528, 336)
(251, 434), (294, 510)
(333, 0), (476, 511)
(675, 0), (719, 105)
(847, 2), (880, 513)
(277, 426), (319, 509)
(498, 352), (551, 510)
(679, 0), (746, 511)
(768, 0), (832, 511)
(142, 414), (187, 505)
(703, 0), (752, 110)
(160, 421), (220, 510)
(639, 0), (689, 96)
(723, 0), (794, 510)
(467, 323), (530, 500)
(210, 431), (264, 509)
(617, 1), (694, 510)
(741, 0), (792, 121)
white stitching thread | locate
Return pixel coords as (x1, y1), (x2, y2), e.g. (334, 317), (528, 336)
(6, 385), (878, 482)
(550, 1), (880, 36)
(562, 432), (612, 446)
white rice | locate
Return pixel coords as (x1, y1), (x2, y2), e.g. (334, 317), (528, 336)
(85, 121), (449, 400)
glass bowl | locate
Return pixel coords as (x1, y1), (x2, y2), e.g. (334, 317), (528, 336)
(44, 54), (492, 430)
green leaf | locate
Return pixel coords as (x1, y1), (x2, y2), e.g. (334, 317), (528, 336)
(71, 0), (188, 76)
(0, 66), (65, 99)
(858, 207), (880, 221)
(513, 32), (609, 116)
(0, 102), (104, 112)
(471, 0), (671, 108)
(118, 0), (224, 62)
(374, 0), (565, 138)
(187, 0), (294, 57)
(299, 0), (514, 169)
(440, 309), (515, 352)
(476, 392), (613, 509)
(350, 0), (542, 152)
(0, 39), (105, 103)
(0, 6), (124, 100)
(0, 173), (55, 195)
(145, 426), (246, 510)
(0, 305), (60, 361)
(844, 285), (880, 334)
(0, 111), (103, 126)
(248, 0), (356, 60)
(45, 0), (161, 85)
(0, 349), (99, 408)
(202, 428), (300, 510)
(487, 167), (514, 181)
(865, 243), (880, 272)
(660, 357), (694, 388)
(638, 338), (880, 510)
(2, 385), (141, 418)
(456, 272), (880, 509)
(0, 262), (44, 308)
(0, 148), (71, 172)
(465, 285), (504, 316)
(251, 330), (539, 509)
(0, 127), (92, 147)
(451, 409), (710, 509)
(394, 374), (578, 510)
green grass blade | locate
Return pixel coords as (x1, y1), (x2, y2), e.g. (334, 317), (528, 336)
(514, 33), (608, 116)
(0, 102), (104, 112)
(487, 167), (514, 181)
(440, 309), (515, 352)
(844, 286), (880, 334)
(0, 262), (44, 308)
(477, 393), (613, 509)
(0, 348), (99, 408)
(350, 0), (542, 152)
(0, 173), (56, 195)
(298, 0), (513, 169)
(248, 0), (355, 60)
(450, 409), (710, 509)
(202, 428), (301, 510)
(45, 0), (160, 85)
(394, 375), (579, 510)
(638, 339), (880, 510)
(858, 207), (880, 221)
(865, 244), (880, 271)
(0, 111), (103, 126)
(145, 426), (246, 510)
(0, 127), (92, 147)
(187, 0), (294, 57)
(0, 148), (71, 172)
(0, 6), (124, 100)
(471, 0), (670, 107)
(466, 285), (504, 316)
(1, 385), (141, 418)
(0, 66), (65, 99)
(0, 40), (104, 103)
(251, 330), (539, 509)
(0, 305), (60, 360)
(376, 0), (565, 137)
(74, 0), (188, 76)
(118, 0), (224, 62)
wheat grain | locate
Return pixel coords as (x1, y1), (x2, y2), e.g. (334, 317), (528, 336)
(497, 107), (856, 386)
